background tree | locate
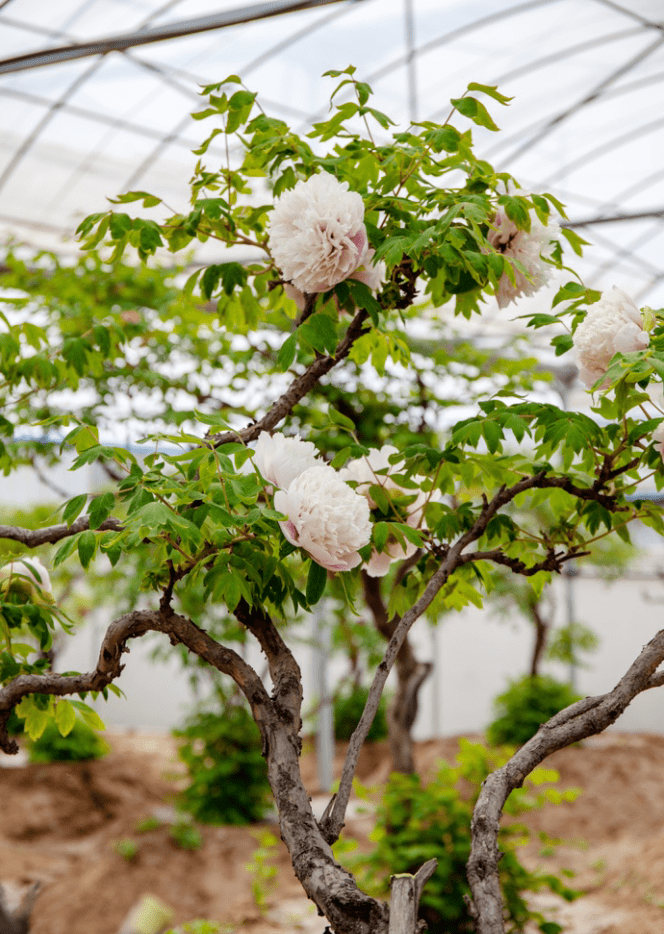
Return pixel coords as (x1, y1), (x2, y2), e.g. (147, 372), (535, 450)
(1, 69), (664, 934)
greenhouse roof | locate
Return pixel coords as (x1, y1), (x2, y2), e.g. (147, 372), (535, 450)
(0, 0), (663, 302)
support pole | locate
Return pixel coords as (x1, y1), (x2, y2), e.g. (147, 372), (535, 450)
(313, 602), (334, 793)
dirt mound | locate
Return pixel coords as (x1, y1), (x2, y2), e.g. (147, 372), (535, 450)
(0, 753), (169, 841)
(0, 729), (663, 933)
(524, 732), (664, 843)
(30, 824), (299, 934)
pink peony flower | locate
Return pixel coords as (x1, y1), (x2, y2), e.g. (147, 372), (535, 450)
(349, 248), (386, 292)
(488, 203), (560, 308)
(273, 465), (372, 572)
(574, 287), (649, 389)
(269, 172), (383, 298)
(341, 445), (428, 577)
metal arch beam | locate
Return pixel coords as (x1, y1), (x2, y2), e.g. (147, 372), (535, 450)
(580, 161), (664, 226)
(590, 217), (664, 283)
(499, 32), (664, 166)
(299, 0), (565, 128)
(0, 0), (360, 75)
(543, 112), (664, 188)
(426, 25), (644, 128)
(573, 220), (661, 275)
(563, 210), (664, 227)
(482, 60), (664, 163)
(0, 57), (106, 194)
(364, 0), (565, 86)
(0, 15), (72, 40)
(635, 272), (664, 304)
(0, 3), (234, 202)
(119, 0), (357, 192)
(0, 85), (202, 148)
(0, 211), (73, 237)
(591, 0), (664, 31)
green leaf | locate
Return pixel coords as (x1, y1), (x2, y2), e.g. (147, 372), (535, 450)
(55, 699), (77, 737)
(306, 560), (328, 606)
(559, 227), (588, 256)
(23, 702), (50, 741)
(498, 195), (531, 231)
(110, 190), (161, 208)
(482, 420), (503, 454)
(299, 312), (338, 355)
(70, 701), (106, 731)
(348, 280), (381, 323)
(450, 96), (499, 131)
(393, 523), (424, 548)
(374, 522), (390, 552)
(277, 332), (297, 372)
(63, 494), (88, 527)
(330, 446), (352, 469)
(53, 535), (80, 568)
(109, 212), (132, 240)
(78, 529), (97, 569)
(328, 408), (356, 432)
(88, 492), (116, 530)
(467, 82), (513, 105)
(226, 89), (257, 133)
(551, 334), (573, 356)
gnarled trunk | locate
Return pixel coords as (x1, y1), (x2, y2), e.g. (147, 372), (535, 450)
(362, 573), (432, 774)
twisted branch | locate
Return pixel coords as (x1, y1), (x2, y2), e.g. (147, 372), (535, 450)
(319, 462), (638, 844)
(0, 608), (266, 754)
(467, 628), (664, 934)
(0, 516), (122, 548)
(210, 307), (369, 446)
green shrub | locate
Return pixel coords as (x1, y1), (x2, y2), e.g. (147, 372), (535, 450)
(170, 817), (203, 850)
(173, 700), (271, 825)
(345, 740), (578, 934)
(165, 922), (230, 934)
(246, 830), (280, 914)
(486, 675), (582, 748)
(29, 717), (109, 763)
(333, 684), (388, 742)
(113, 838), (139, 862)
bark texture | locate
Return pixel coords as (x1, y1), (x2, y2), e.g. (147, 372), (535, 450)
(467, 628), (664, 933)
(362, 573), (431, 774)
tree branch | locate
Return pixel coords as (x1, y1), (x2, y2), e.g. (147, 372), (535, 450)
(0, 516), (123, 548)
(210, 307), (369, 446)
(467, 628), (664, 934)
(319, 466), (626, 843)
(232, 599), (390, 934)
(362, 572), (429, 774)
(459, 547), (590, 577)
(0, 608), (267, 754)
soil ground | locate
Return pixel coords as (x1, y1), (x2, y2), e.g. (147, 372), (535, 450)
(1, 730), (663, 933)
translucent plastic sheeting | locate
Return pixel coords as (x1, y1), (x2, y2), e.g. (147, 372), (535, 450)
(0, 0), (662, 303)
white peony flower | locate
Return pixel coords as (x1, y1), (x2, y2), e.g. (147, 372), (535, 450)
(653, 423), (664, 461)
(284, 246), (385, 311)
(253, 432), (320, 491)
(268, 172), (373, 295)
(573, 287), (649, 389)
(273, 465), (372, 572)
(0, 558), (53, 600)
(341, 445), (428, 577)
(488, 204), (560, 309)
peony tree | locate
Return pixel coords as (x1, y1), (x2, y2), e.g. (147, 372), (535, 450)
(2, 68), (664, 934)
